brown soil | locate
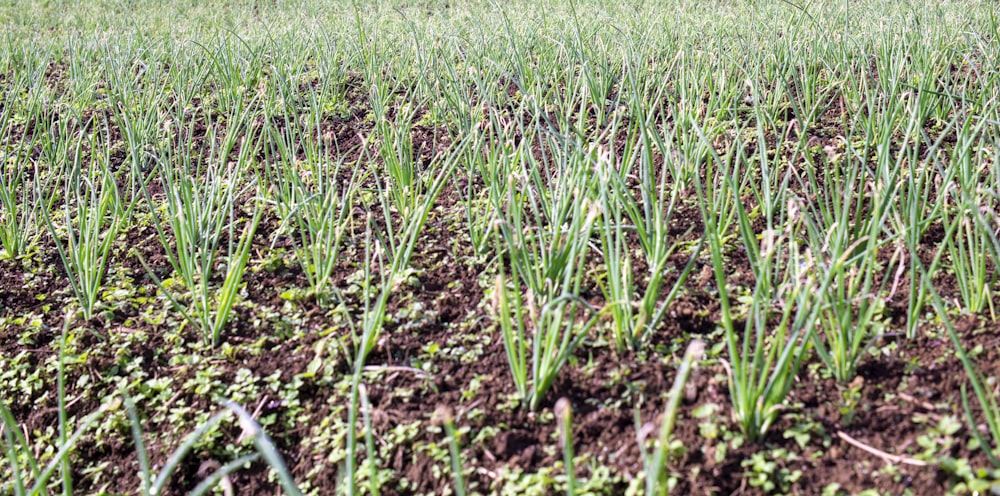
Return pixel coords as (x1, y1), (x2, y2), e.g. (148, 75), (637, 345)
(2, 67), (998, 496)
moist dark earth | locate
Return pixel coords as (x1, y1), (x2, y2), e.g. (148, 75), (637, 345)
(2, 67), (999, 496)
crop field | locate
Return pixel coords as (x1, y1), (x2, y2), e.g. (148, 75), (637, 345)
(3, 0), (1000, 494)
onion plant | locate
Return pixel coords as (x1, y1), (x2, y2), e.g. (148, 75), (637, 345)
(137, 105), (263, 347)
(941, 116), (999, 319)
(459, 104), (529, 256)
(596, 126), (702, 352)
(197, 34), (268, 116)
(0, 50), (54, 259)
(262, 87), (360, 304)
(0, 109), (36, 259)
(99, 37), (175, 225)
(696, 144), (832, 441)
(273, 159), (357, 305)
(942, 196), (995, 318)
(372, 92), (422, 218)
(797, 154), (896, 382)
(40, 124), (126, 321)
(491, 137), (603, 411)
(896, 112), (958, 339)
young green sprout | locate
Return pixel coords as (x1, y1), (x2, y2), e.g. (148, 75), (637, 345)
(434, 405), (468, 496)
(555, 398), (577, 496)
